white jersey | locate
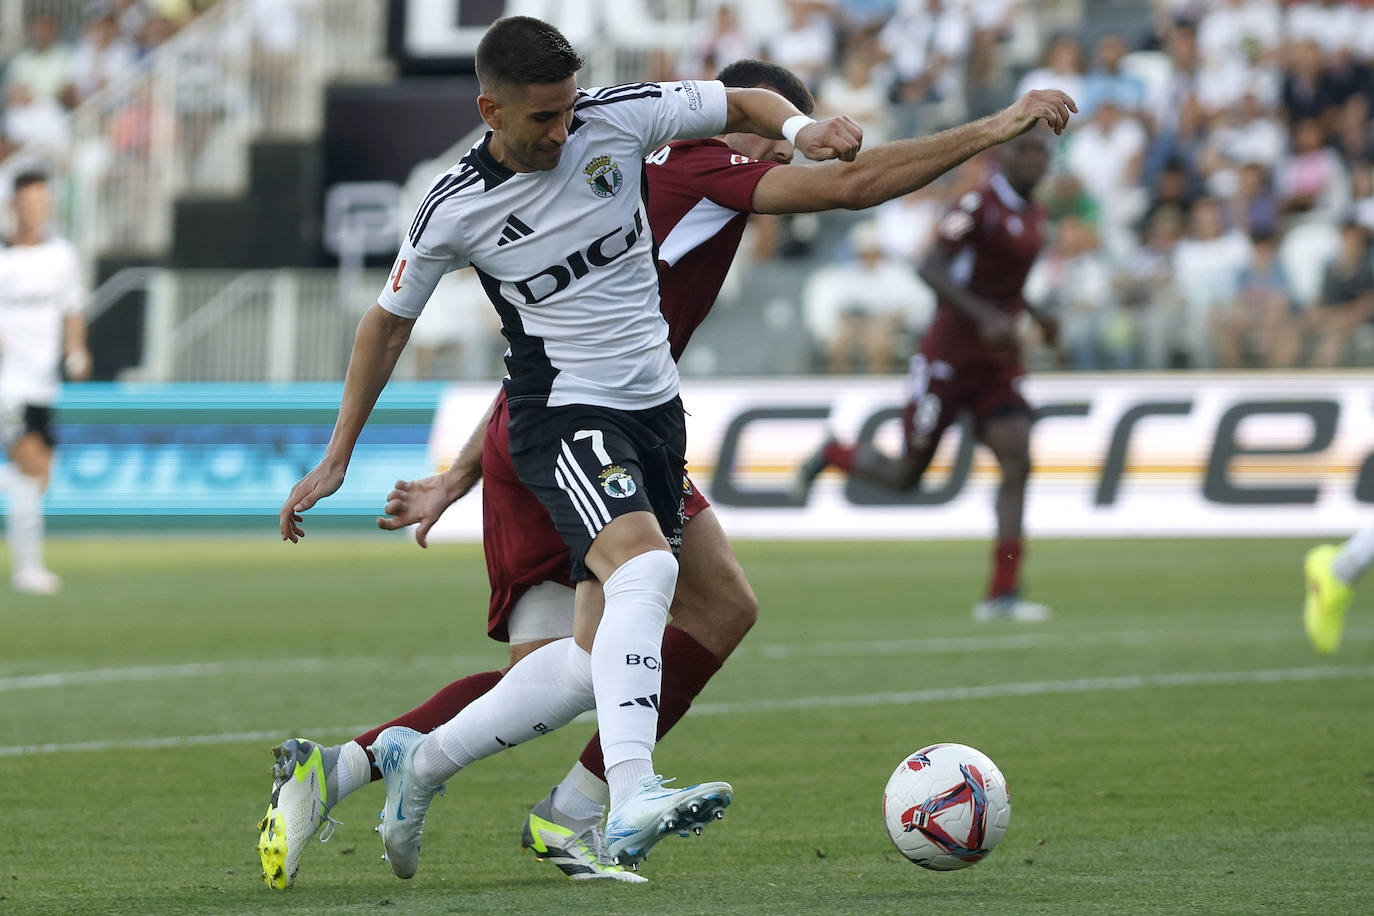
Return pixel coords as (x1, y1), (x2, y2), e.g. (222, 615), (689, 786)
(379, 80), (728, 410)
(0, 237), (84, 406)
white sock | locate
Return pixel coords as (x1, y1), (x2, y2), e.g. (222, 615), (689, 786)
(332, 740), (372, 805)
(607, 759), (655, 809)
(1333, 522), (1374, 585)
(414, 638), (594, 787)
(6, 474), (43, 574)
(552, 761), (608, 822)
(593, 550), (676, 808)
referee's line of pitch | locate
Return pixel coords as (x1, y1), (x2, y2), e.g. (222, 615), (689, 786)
(3, 625), (1369, 692)
(3, 664), (1371, 758)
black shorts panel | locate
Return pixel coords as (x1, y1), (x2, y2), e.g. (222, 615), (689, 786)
(506, 397), (686, 581)
(3, 404), (55, 450)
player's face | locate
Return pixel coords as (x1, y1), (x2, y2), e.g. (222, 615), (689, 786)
(482, 76), (579, 173)
(1004, 138), (1049, 194)
(11, 183), (51, 236)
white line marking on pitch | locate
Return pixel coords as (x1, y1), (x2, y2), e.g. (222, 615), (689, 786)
(2, 665), (1369, 757)
(0, 654), (505, 693)
(755, 626), (1374, 659)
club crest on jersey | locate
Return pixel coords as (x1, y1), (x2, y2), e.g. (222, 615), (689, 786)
(584, 155), (623, 198)
(599, 466), (637, 498)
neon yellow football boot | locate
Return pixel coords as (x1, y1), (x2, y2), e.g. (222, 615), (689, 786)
(257, 738), (341, 889)
(1304, 545), (1352, 655)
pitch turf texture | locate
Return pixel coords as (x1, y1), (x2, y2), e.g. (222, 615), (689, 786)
(2, 537), (1370, 915)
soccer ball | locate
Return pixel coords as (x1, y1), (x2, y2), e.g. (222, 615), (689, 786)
(882, 743), (1011, 870)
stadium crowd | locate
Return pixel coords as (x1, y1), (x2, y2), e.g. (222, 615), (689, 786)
(6, 0), (1374, 375)
(674, 0), (1374, 373)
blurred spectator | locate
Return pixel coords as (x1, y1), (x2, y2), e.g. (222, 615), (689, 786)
(1041, 172), (1100, 228)
(1170, 196), (1253, 367)
(1140, 158), (1197, 237)
(682, 6), (758, 79)
(1119, 207), (1184, 368)
(1278, 117), (1351, 227)
(1281, 39), (1337, 126)
(802, 221), (933, 373)
(1226, 161), (1280, 238)
(878, 0), (971, 113)
(1015, 34), (1086, 105)
(1199, 91), (1286, 184)
(1034, 215), (1125, 369)
(71, 11), (139, 103)
(1143, 93), (1207, 186)
(1286, 0), (1353, 56)
(815, 35), (892, 145)
(4, 15), (76, 109)
(1306, 221), (1374, 367)
(872, 184), (944, 265)
(1081, 33), (1146, 119)
(1064, 99), (1148, 250)
(1216, 230), (1298, 368)
(1351, 160), (1374, 233)
(767, 0), (836, 89)
(1196, 0), (1281, 69)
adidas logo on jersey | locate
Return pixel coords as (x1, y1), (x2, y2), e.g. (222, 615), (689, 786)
(496, 213), (536, 247)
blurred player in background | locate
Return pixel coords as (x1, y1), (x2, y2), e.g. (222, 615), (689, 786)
(1303, 531), (1371, 653)
(794, 131), (1059, 623)
(257, 49), (1074, 889)
(0, 170), (91, 595)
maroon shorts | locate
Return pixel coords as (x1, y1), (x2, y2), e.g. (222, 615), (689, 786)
(900, 353), (1030, 458)
(482, 390), (710, 642)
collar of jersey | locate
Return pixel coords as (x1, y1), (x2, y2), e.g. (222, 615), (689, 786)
(989, 172), (1028, 211)
(471, 132), (517, 186)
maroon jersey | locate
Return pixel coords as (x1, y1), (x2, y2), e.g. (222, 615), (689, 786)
(646, 138), (782, 359)
(921, 172), (1047, 367)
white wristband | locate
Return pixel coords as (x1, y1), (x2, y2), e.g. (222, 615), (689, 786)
(781, 115), (816, 146)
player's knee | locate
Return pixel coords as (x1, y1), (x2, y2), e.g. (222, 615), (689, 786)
(1000, 448), (1032, 485)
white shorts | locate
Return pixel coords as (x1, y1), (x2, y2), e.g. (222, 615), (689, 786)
(505, 580), (576, 645)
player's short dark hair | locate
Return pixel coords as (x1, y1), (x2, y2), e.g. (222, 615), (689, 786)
(476, 17), (582, 89)
(715, 59), (814, 115)
(13, 170), (48, 193)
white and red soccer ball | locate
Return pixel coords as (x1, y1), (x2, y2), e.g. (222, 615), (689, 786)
(882, 743), (1012, 871)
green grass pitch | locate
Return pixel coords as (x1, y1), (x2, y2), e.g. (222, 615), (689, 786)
(1, 536), (1370, 915)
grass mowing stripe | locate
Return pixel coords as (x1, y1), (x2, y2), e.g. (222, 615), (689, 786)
(5, 664), (1369, 758)
(757, 625), (1374, 658)
(11, 625), (1367, 692)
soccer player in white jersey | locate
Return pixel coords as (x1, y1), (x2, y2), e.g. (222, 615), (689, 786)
(278, 16), (862, 877)
(0, 171), (91, 595)
(1304, 528), (1374, 653)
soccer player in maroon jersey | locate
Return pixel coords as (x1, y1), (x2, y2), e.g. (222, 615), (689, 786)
(257, 61), (1073, 889)
(795, 131), (1058, 623)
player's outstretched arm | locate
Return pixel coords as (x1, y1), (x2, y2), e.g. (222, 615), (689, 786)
(280, 304), (414, 542)
(376, 392), (499, 547)
(751, 90), (1076, 215)
(723, 87), (863, 162)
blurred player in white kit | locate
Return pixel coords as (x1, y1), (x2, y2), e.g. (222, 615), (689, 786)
(0, 170), (91, 595)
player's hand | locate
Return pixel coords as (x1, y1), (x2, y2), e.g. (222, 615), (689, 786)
(376, 468), (474, 548)
(977, 311), (1016, 347)
(995, 89), (1077, 139)
(280, 461), (346, 542)
(63, 348), (92, 381)
(795, 116), (864, 162)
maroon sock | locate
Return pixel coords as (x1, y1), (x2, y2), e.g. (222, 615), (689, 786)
(824, 441), (857, 472)
(352, 669), (503, 782)
(988, 539), (1023, 599)
(577, 625), (723, 781)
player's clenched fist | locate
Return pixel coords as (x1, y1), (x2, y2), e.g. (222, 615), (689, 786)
(796, 115), (864, 162)
(994, 90), (1078, 140)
